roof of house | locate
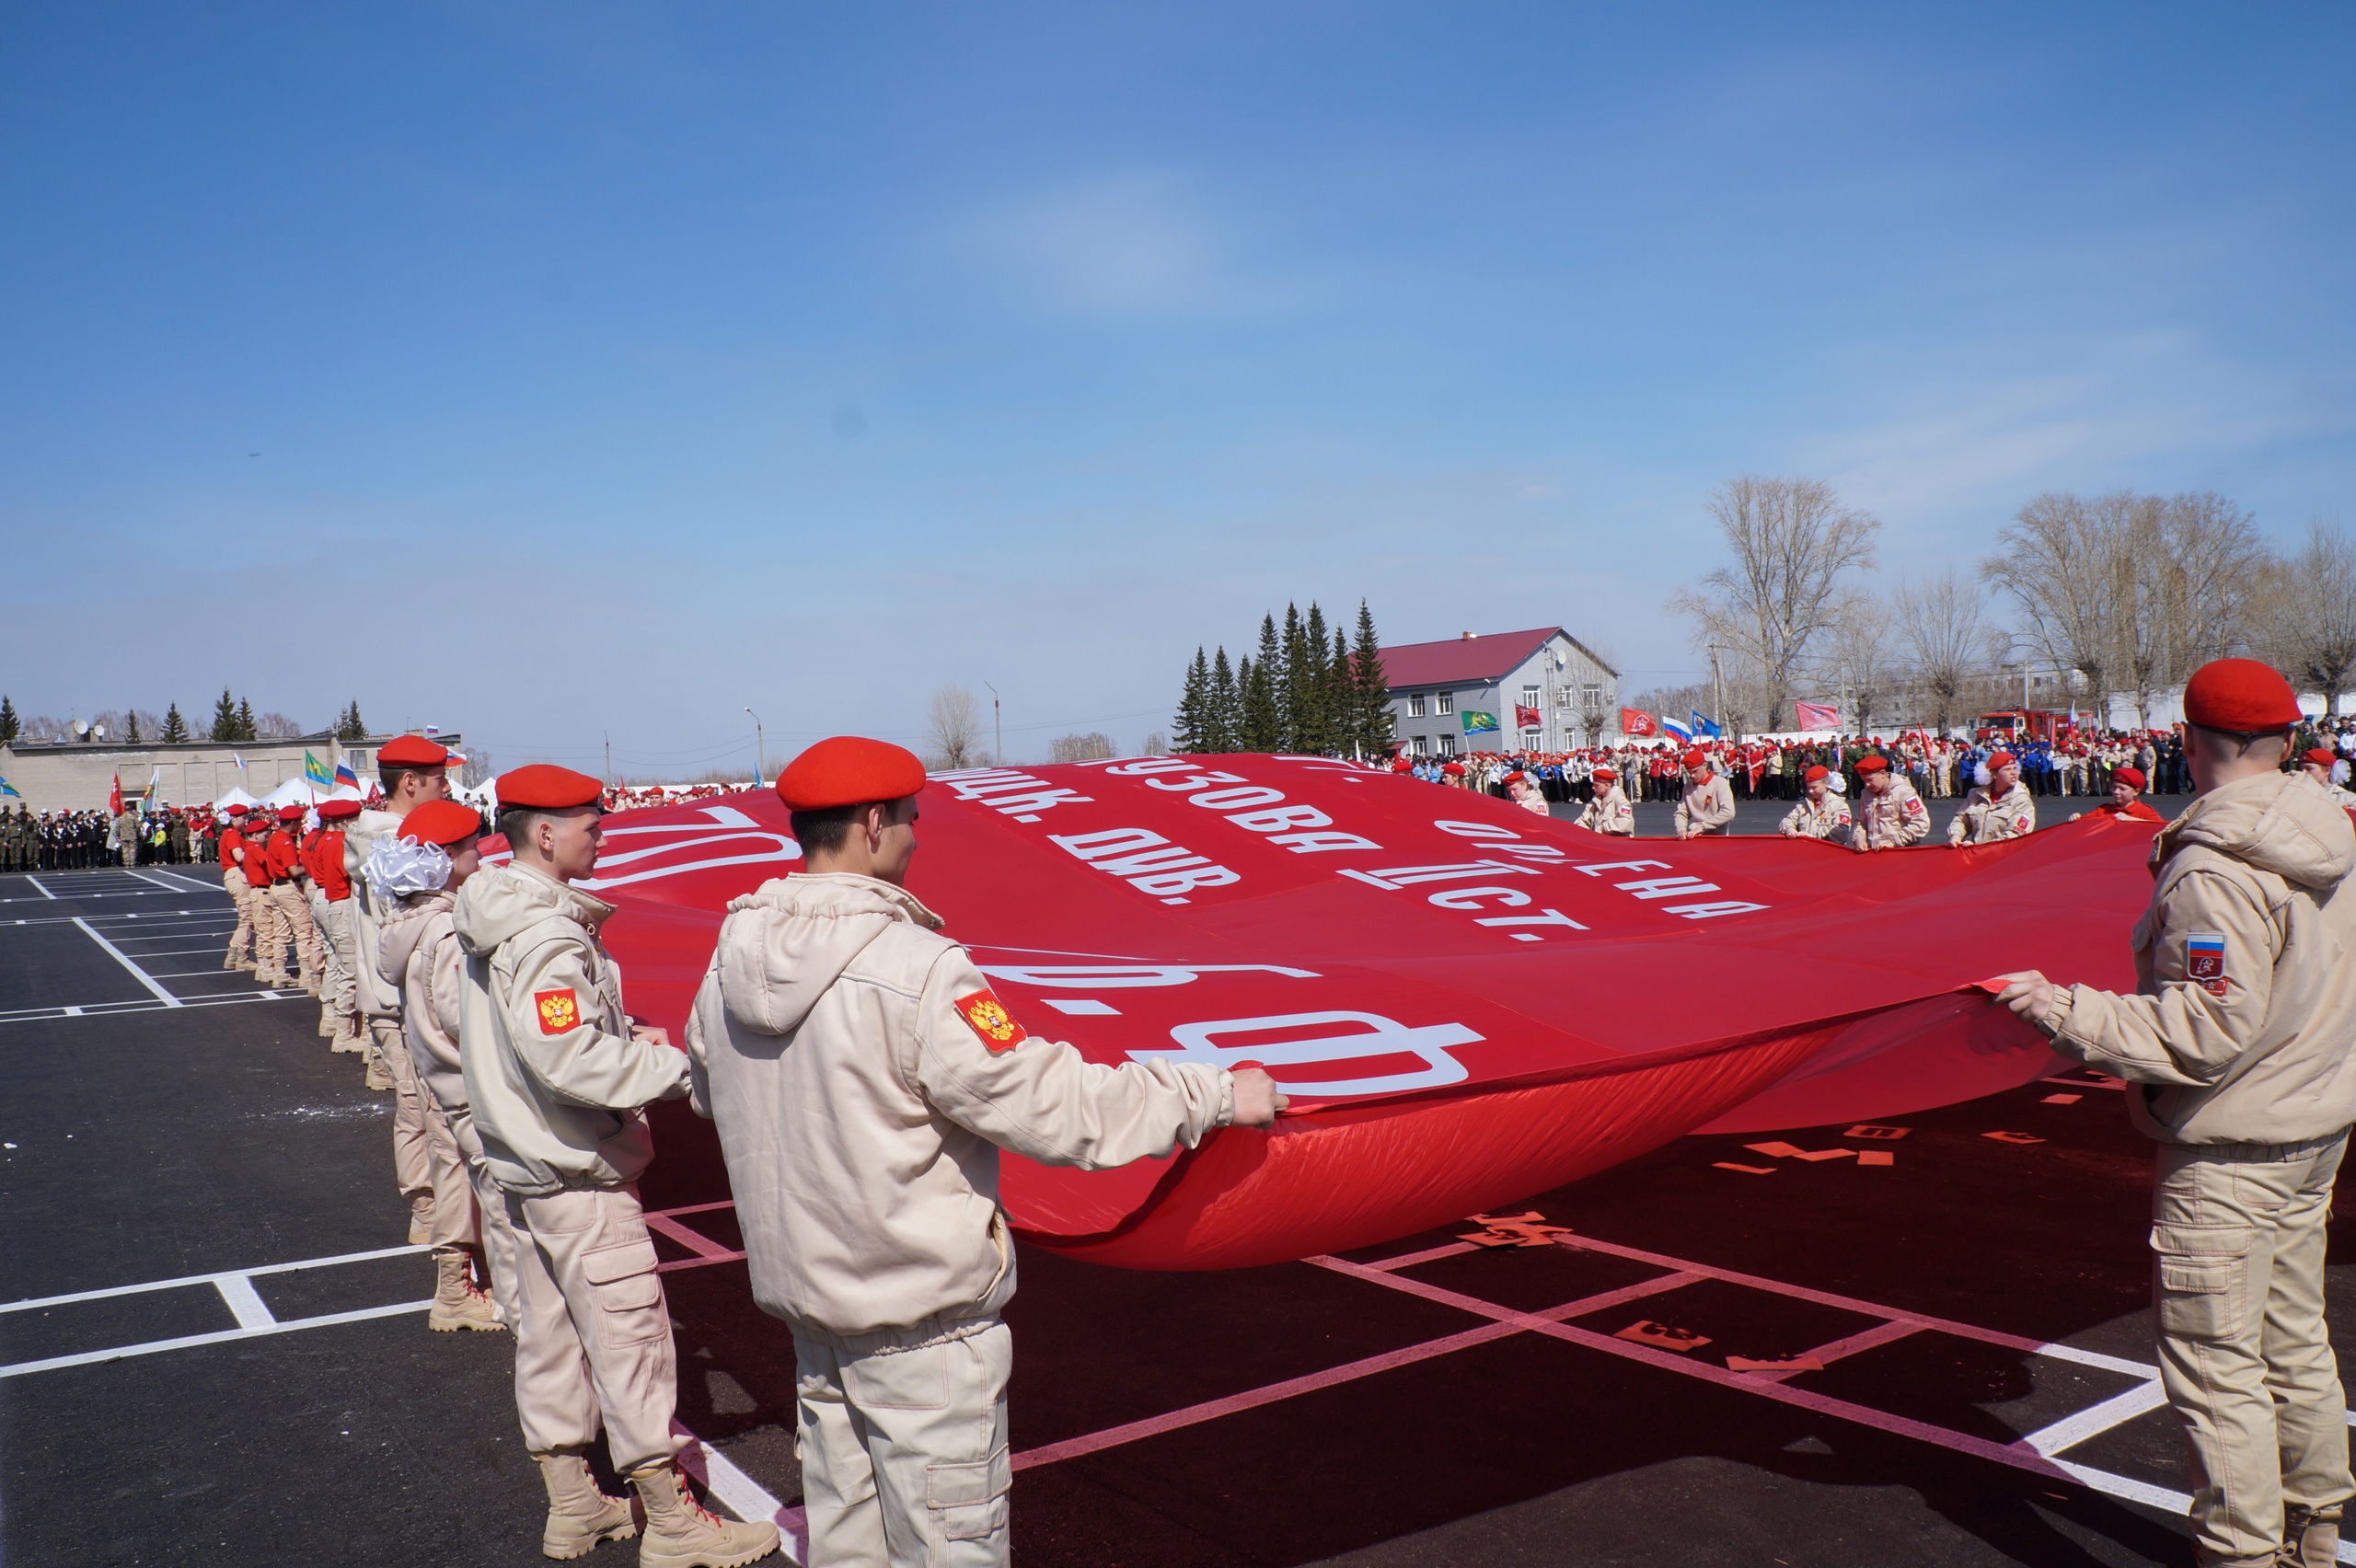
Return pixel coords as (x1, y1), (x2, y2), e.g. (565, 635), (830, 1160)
(1377, 627), (1616, 688)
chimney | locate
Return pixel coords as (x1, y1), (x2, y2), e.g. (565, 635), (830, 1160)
(1460, 631), (1475, 640)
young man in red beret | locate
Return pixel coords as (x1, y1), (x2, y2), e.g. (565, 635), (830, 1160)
(375, 800), (505, 1334)
(687, 735), (1280, 1568)
(1778, 764), (1854, 844)
(2301, 747), (2356, 811)
(350, 734), (453, 1234)
(1948, 749), (2036, 846)
(455, 764), (777, 1566)
(309, 798), (365, 1048)
(218, 804), (259, 973)
(1503, 769), (1550, 817)
(2073, 766), (2165, 824)
(264, 804), (322, 996)
(1673, 748), (1734, 838)
(1574, 765), (1634, 836)
(1850, 754), (1930, 851)
(1997, 659), (2356, 1568)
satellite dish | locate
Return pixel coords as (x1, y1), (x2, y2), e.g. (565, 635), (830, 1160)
(72, 720), (87, 738)
(92, 725), (106, 740)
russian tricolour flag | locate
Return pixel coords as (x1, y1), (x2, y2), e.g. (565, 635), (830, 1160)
(335, 760), (360, 790)
(1658, 717), (1694, 745)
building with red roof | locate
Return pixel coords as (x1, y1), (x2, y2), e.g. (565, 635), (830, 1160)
(1379, 627), (1620, 756)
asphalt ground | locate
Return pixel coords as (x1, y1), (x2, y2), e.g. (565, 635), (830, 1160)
(4, 838), (2332, 1568)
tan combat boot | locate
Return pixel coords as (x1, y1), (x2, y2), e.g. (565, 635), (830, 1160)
(2284, 1504), (2342, 1567)
(331, 1015), (366, 1053)
(536, 1451), (638, 1560)
(629, 1460), (780, 1568)
(407, 1192), (434, 1245)
(364, 1046), (395, 1090)
(427, 1247), (503, 1332)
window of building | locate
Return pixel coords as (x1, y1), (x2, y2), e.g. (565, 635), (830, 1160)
(1520, 685), (1541, 709)
(1436, 733), (1456, 755)
(1407, 693), (1426, 718)
(1408, 735), (1426, 756)
(1582, 683), (1602, 709)
(1438, 691), (1455, 716)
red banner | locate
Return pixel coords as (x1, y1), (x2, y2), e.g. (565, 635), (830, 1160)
(1514, 704), (1542, 731)
(594, 755), (2155, 1270)
(1620, 709), (1658, 737)
(110, 772), (123, 815)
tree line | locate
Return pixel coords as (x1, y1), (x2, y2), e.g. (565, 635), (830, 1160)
(0, 692), (373, 747)
(1669, 475), (2356, 735)
(1172, 600), (1397, 756)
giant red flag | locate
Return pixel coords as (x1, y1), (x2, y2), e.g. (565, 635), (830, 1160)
(593, 755), (2156, 1270)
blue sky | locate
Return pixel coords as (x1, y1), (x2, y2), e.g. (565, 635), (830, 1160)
(3, 4), (2350, 772)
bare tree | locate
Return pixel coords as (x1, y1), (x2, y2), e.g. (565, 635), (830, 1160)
(256, 710), (305, 739)
(2155, 493), (2269, 672)
(1669, 477), (1880, 730)
(1048, 732), (1114, 763)
(1820, 598), (1899, 736)
(2258, 522), (2356, 715)
(459, 750), (495, 790)
(1896, 568), (1995, 735)
(1985, 491), (2139, 720)
(1140, 732), (1171, 756)
(925, 685), (984, 770)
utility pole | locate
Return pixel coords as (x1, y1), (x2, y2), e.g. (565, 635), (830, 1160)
(604, 732), (612, 788)
(1707, 644), (1726, 741)
(745, 707), (765, 788)
(983, 682), (1002, 767)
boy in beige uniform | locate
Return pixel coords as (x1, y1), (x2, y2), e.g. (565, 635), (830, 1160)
(1575, 767), (1634, 836)
(1672, 749), (1735, 838)
(456, 764), (777, 1568)
(687, 737), (1282, 1568)
(1998, 661), (2356, 1568)
(1776, 765), (1853, 845)
(1851, 755), (1931, 850)
(1948, 750), (2038, 846)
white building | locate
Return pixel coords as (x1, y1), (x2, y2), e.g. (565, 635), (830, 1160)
(1378, 627), (1620, 756)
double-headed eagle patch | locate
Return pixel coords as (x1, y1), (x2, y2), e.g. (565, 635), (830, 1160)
(954, 988), (1027, 1053)
(535, 987), (580, 1035)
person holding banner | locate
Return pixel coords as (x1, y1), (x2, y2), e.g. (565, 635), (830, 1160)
(1673, 750), (1735, 838)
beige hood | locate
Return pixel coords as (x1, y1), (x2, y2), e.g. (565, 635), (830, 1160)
(717, 873), (945, 1039)
(453, 861), (614, 961)
(376, 888), (453, 994)
(2161, 770), (2356, 892)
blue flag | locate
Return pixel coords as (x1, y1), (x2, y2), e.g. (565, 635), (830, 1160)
(1691, 710), (1724, 740)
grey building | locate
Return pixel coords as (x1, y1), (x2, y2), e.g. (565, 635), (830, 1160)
(0, 732), (461, 815)
(1379, 627), (1621, 757)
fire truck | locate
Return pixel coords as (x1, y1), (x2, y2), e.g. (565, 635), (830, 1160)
(1976, 709), (2073, 744)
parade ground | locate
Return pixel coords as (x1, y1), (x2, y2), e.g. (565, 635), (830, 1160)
(10, 829), (2342, 1568)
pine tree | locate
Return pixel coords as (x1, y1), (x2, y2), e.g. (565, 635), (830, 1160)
(1207, 647), (1239, 752)
(336, 700), (368, 743)
(1329, 626), (1354, 757)
(209, 688), (238, 743)
(0, 695), (17, 745)
(160, 703), (189, 744)
(125, 709), (142, 743)
(1172, 648), (1213, 753)
(235, 698), (256, 742)
(1351, 599), (1395, 757)
(1299, 603), (1334, 755)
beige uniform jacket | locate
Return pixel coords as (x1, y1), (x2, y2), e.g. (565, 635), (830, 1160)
(453, 861), (690, 1196)
(1778, 795), (1854, 846)
(1674, 774), (1736, 836)
(1854, 777), (1932, 850)
(2042, 772), (2356, 1145)
(344, 808), (405, 1019)
(378, 889), (467, 1112)
(1948, 782), (2038, 846)
(686, 872), (1233, 1354)
(1514, 790), (1551, 817)
(1576, 785), (1634, 836)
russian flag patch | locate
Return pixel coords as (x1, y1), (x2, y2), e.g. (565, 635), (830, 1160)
(2186, 933), (2228, 994)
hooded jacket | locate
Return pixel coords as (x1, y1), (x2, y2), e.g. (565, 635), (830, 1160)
(687, 872), (1232, 1353)
(343, 809), (404, 1019)
(378, 887), (466, 1111)
(454, 861), (690, 1195)
(2046, 771), (2356, 1145)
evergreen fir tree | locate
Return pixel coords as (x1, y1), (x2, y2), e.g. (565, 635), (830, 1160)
(125, 709), (142, 743)
(1329, 626), (1354, 756)
(1277, 604), (1306, 751)
(1207, 647), (1240, 752)
(235, 697), (256, 742)
(1351, 599), (1395, 757)
(1172, 648), (1212, 753)
(337, 700), (368, 743)
(1240, 645), (1281, 752)
(209, 688), (238, 743)
(160, 703), (189, 744)
(1298, 603), (1334, 755)
(0, 695), (17, 745)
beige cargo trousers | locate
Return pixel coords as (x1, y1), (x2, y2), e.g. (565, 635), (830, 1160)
(267, 882), (320, 988)
(793, 1320), (1012, 1567)
(222, 868), (256, 969)
(2154, 1132), (2353, 1566)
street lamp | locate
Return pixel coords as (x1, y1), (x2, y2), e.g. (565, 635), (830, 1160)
(745, 708), (765, 788)
(983, 682), (1002, 767)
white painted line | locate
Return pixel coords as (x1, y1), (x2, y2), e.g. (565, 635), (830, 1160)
(25, 877), (55, 900)
(71, 917), (183, 1007)
(142, 869), (218, 894)
(644, 1212), (745, 1262)
(2022, 1378), (2170, 1456)
(0, 1298), (431, 1379)
(214, 1275), (277, 1330)
(63, 1007), (83, 1017)
(4, 1242), (428, 1314)
(0, 992), (284, 1026)
(127, 871), (180, 892)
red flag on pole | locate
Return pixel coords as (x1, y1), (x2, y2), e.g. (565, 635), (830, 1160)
(1620, 709), (1658, 737)
(110, 772), (123, 814)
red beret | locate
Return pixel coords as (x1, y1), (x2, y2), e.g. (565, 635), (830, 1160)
(225, 803), (249, 815)
(1440, 762), (1467, 777)
(2112, 766), (2146, 790)
(1503, 770), (1526, 784)
(276, 805), (304, 822)
(317, 799), (361, 821)
(1592, 766), (1616, 780)
(1854, 755), (1889, 774)
(2183, 659), (2303, 732)
(1804, 765), (1831, 783)
(498, 765), (604, 810)
(377, 735), (450, 767)
(2305, 748), (2339, 769)
(777, 737), (927, 812)
(1987, 751), (2016, 769)
(1682, 749), (1707, 768)
(399, 800), (486, 847)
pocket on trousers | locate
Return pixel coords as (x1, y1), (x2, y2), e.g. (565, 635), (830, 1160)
(845, 1343), (950, 1412)
(2151, 1223), (2251, 1341)
(582, 1236), (669, 1347)
(927, 1447), (1011, 1544)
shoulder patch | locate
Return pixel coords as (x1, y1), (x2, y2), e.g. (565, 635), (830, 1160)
(535, 987), (580, 1035)
(2184, 933), (2226, 989)
(954, 988), (1028, 1053)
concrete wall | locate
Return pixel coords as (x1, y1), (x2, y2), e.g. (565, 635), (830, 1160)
(0, 732), (457, 814)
